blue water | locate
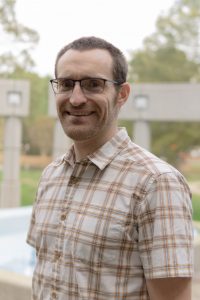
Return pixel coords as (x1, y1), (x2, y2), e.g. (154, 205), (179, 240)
(0, 206), (36, 276)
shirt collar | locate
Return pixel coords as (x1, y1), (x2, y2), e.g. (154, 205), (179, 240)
(63, 128), (130, 170)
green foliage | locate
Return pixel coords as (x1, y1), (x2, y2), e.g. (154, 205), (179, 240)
(118, 120), (133, 138)
(128, 0), (200, 164)
(192, 194), (200, 221)
(0, 1), (47, 153)
(20, 168), (42, 206)
(0, 0), (39, 74)
(128, 47), (198, 83)
(26, 116), (54, 155)
(129, 0), (200, 81)
(0, 118), (4, 152)
(143, 0), (200, 62)
(151, 122), (200, 165)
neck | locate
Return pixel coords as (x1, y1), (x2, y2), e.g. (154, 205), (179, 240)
(73, 127), (118, 161)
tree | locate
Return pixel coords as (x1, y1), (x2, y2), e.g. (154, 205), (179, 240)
(26, 116), (54, 156)
(128, 46), (198, 83)
(151, 122), (200, 165)
(129, 0), (200, 82)
(144, 0), (200, 63)
(0, 1), (53, 156)
(0, 0), (39, 74)
(128, 0), (200, 165)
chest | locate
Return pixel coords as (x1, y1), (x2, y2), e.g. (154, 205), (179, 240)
(34, 162), (142, 263)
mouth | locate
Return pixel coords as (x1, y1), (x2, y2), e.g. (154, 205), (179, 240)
(66, 111), (94, 117)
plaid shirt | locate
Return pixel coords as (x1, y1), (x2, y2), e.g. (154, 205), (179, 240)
(27, 128), (193, 300)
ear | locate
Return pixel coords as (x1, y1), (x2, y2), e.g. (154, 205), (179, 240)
(116, 82), (131, 108)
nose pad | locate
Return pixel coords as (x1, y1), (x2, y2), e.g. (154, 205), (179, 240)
(69, 82), (87, 106)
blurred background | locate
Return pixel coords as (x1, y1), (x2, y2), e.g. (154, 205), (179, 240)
(0, 0), (199, 299)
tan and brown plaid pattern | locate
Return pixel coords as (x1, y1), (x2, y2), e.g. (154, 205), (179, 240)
(27, 128), (193, 300)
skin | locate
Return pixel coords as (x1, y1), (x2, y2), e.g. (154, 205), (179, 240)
(55, 48), (192, 299)
(146, 277), (192, 300)
(56, 49), (130, 160)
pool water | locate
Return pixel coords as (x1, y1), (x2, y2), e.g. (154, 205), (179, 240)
(0, 206), (35, 276)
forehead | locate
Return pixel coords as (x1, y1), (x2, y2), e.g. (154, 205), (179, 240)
(56, 49), (113, 78)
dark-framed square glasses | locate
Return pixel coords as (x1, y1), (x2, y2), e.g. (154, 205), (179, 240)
(50, 77), (122, 95)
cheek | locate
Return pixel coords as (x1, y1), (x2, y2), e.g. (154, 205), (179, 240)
(55, 95), (66, 110)
(106, 94), (118, 112)
(97, 99), (117, 123)
(97, 100), (110, 118)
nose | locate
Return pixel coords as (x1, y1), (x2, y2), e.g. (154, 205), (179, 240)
(69, 82), (87, 106)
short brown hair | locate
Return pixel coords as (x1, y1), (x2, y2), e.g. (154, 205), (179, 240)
(55, 36), (128, 83)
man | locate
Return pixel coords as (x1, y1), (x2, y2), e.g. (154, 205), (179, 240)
(27, 36), (193, 299)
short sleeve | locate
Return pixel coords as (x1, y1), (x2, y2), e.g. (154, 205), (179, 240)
(26, 201), (37, 248)
(138, 171), (193, 279)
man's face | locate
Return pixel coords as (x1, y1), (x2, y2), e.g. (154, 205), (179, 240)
(55, 49), (126, 144)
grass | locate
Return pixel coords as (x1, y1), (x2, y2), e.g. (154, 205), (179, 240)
(184, 173), (200, 182)
(0, 168), (42, 206)
(181, 159), (200, 182)
(20, 168), (42, 206)
(192, 194), (200, 222)
(181, 161), (200, 221)
(0, 154), (49, 205)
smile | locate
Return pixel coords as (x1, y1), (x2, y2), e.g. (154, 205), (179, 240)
(66, 111), (94, 116)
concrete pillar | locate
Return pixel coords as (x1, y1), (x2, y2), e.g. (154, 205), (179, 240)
(0, 117), (22, 207)
(133, 120), (151, 151)
(53, 120), (72, 159)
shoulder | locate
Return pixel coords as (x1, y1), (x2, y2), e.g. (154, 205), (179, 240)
(116, 140), (191, 198)
(40, 154), (69, 179)
(118, 140), (182, 178)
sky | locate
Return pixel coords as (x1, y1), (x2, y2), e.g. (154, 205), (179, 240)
(16, 0), (175, 76)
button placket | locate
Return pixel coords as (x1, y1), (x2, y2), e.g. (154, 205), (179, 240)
(68, 161), (89, 186)
(51, 290), (57, 299)
(60, 212), (67, 221)
(54, 250), (61, 262)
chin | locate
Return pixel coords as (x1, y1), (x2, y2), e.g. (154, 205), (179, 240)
(64, 127), (99, 142)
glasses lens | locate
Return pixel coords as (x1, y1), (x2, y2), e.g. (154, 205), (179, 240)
(54, 79), (74, 93)
(82, 79), (105, 93)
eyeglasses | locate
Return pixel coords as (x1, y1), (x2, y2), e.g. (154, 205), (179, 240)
(50, 77), (122, 95)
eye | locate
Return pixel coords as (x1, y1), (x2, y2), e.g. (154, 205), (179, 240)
(82, 79), (104, 93)
(58, 79), (74, 91)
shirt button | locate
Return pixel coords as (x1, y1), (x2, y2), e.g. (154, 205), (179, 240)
(81, 160), (88, 166)
(69, 176), (79, 185)
(54, 251), (61, 261)
(61, 213), (67, 221)
(51, 291), (57, 298)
